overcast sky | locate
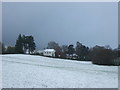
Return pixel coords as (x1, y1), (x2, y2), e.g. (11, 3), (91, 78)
(2, 2), (118, 50)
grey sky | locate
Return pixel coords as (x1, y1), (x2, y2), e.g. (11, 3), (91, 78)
(2, 2), (118, 50)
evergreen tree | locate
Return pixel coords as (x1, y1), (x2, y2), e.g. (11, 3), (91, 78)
(22, 35), (28, 53)
(26, 36), (36, 54)
(15, 34), (24, 54)
(15, 34), (36, 54)
(67, 45), (75, 57)
(75, 41), (89, 60)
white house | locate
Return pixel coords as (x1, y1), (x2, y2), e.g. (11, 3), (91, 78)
(43, 49), (56, 57)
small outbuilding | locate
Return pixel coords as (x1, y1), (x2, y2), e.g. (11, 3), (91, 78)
(43, 49), (56, 57)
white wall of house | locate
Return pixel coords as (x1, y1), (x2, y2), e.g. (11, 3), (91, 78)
(43, 49), (55, 57)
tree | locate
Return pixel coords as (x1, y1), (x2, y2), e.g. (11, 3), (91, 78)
(0, 42), (2, 54)
(91, 45), (115, 65)
(15, 34), (36, 54)
(104, 45), (112, 49)
(67, 44), (75, 58)
(62, 45), (68, 53)
(55, 46), (63, 57)
(118, 44), (120, 57)
(26, 36), (36, 54)
(61, 45), (68, 58)
(75, 42), (89, 60)
(22, 35), (28, 53)
(47, 41), (59, 49)
(0, 42), (6, 54)
(47, 41), (62, 57)
(15, 34), (24, 54)
(6, 46), (15, 54)
(75, 42), (82, 58)
(87, 47), (94, 61)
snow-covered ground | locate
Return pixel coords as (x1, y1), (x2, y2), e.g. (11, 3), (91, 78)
(2, 54), (118, 88)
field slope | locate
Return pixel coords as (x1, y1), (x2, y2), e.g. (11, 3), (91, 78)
(2, 54), (118, 88)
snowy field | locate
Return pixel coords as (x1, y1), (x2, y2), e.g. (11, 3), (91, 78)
(2, 54), (118, 88)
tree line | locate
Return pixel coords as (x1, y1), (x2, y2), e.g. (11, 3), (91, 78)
(45, 41), (120, 65)
(1, 34), (36, 54)
(1, 34), (120, 66)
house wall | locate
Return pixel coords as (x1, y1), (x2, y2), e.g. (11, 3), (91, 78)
(43, 51), (55, 57)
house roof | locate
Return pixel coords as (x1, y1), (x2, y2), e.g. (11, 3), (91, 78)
(44, 49), (55, 52)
